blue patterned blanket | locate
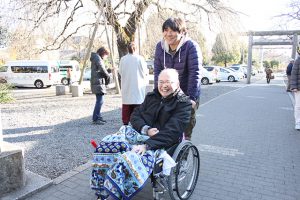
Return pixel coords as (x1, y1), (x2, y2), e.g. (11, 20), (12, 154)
(91, 125), (154, 200)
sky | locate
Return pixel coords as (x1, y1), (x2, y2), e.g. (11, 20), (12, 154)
(222, 0), (297, 63)
(227, 0), (296, 31)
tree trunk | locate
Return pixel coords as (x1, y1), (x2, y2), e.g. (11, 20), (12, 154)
(117, 38), (129, 59)
(104, 0), (150, 60)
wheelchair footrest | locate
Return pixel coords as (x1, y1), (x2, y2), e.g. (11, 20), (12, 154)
(153, 158), (164, 175)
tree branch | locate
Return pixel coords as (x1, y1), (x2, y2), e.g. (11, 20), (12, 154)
(40, 23), (95, 52)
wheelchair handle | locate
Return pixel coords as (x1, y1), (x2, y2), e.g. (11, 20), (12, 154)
(90, 140), (98, 148)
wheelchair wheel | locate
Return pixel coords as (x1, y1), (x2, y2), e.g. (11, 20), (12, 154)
(167, 140), (200, 200)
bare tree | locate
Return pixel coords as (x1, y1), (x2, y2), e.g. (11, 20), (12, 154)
(7, 26), (40, 59)
(3, 0), (238, 59)
(280, 0), (300, 21)
(276, 0), (300, 30)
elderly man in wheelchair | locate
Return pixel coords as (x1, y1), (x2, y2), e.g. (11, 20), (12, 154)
(91, 69), (200, 200)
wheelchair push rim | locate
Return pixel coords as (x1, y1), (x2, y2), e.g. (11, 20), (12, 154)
(167, 141), (200, 200)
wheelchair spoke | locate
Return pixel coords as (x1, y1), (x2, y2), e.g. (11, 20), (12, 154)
(166, 141), (200, 200)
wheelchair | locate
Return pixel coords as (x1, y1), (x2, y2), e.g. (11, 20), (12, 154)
(93, 139), (200, 200)
(151, 140), (200, 200)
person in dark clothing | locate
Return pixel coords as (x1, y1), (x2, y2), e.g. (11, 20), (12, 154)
(130, 68), (192, 153)
(90, 47), (111, 125)
(67, 68), (72, 85)
(290, 45), (300, 130)
(286, 59), (294, 92)
(154, 17), (202, 140)
(265, 67), (273, 84)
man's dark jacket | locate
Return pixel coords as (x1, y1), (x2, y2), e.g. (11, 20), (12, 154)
(291, 57), (300, 90)
(286, 62), (293, 76)
(130, 88), (192, 150)
(154, 37), (202, 101)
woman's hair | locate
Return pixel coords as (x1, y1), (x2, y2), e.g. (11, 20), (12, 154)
(158, 68), (179, 82)
(162, 17), (187, 34)
(97, 47), (110, 58)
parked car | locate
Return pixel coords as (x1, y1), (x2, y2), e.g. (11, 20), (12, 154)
(0, 65), (8, 83)
(218, 67), (243, 82)
(200, 67), (217, 85)
(231, 64), (257, 76)
(1, 60), (60, 88)
(204, 66), (221, 82)
(229, 66), (246, 78)
(83, 67), (113, 83)
(251, 68), (258, 76)
(227, 68), (244, 80)
(58, 60), (81, 85)
(83, 68), (91, 81)
(146, 60), (154, 74)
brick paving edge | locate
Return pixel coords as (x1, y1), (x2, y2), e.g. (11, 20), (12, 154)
(53, 160), (92, 185)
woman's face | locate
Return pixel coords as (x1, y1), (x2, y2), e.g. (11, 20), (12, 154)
(163, 27), (182, 46)
(102, 54), (109, 60)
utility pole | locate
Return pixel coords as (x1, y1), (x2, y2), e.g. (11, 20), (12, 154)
(292, 34), (298, 59)
(247, 34), (253, 84)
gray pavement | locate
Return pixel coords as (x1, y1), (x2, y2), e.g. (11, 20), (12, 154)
(8, 76), (300, 200)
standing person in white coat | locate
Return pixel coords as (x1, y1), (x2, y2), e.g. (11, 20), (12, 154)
(119, 42), (148, 125)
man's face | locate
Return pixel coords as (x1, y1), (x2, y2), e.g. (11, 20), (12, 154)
(163, 27), (182, 46)
(158, 72), (179, 98)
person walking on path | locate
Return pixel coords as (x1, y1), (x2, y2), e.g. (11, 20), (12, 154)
(286, 59), (294, 92)
(67, 67), (72, 85)
(90, 47), (111, 125)
(290, 47), (300, 130)
(153, 17), (202, 140)
(265, 67), (273, 84)
(119, 42), (148, 125)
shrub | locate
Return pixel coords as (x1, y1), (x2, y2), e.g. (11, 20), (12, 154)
(0, 83), (14, 103)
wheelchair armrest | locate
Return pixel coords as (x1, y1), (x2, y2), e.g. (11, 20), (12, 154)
(166, 143), (179, 156)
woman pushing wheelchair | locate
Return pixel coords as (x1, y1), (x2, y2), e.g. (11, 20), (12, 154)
(91, 69), (192, 200)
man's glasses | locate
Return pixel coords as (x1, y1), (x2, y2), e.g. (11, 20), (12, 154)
(158, 80), (175, 85)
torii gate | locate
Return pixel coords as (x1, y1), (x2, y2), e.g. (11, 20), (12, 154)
(246, 30), (300, 84)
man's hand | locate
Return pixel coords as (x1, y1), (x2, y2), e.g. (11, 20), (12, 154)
(191, 100), (196, 108)
(131, 145), (146, 155)
(147, 128), (159, 137)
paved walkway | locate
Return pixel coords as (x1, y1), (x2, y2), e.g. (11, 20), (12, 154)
(10, 76), (300, 200)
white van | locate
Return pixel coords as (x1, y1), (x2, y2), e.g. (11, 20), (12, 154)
(58, 60), (80, 85)
(1, 60), (60, 88)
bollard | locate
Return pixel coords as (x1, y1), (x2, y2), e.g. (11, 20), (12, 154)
(71, 85), (83, 97)
(0, 142), (26, 197)
(55, 85), (67, 95)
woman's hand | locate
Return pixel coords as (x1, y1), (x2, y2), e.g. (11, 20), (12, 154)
(131, 145), (146, 155)
(147, 128), (159, 137)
